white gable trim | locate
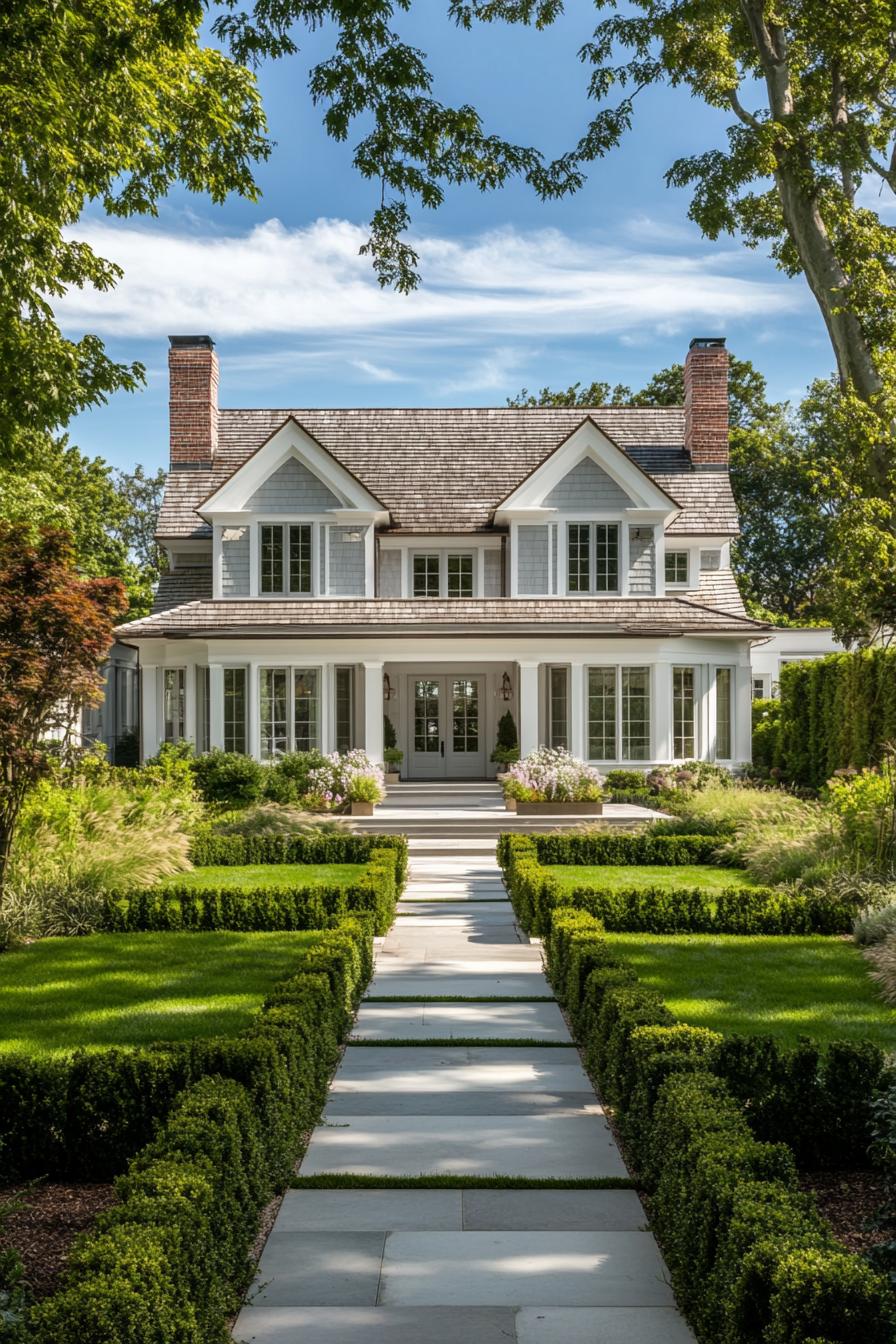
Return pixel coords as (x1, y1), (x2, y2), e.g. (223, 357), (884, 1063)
(199, 417), (390, 522)
(494, 417), (680, 523)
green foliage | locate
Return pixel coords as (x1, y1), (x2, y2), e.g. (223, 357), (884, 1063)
(0, 920), (371, 1185)
(752, 697), (782, 773)
(209, 803), (350, 837)
(262, 749), (328, 804)
(853, 902), (896, 946)
(190, 750), (265, 806)
(604, 769), (647, 792)
(191, 829), (407, 879)
(776, 651), (896, 788)
(383, 715), (397, 750)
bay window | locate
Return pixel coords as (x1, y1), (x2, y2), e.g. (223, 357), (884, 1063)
(567, 523), (619, 594)
(259, 667), (321, 760)
(673, 666), (696, 758)
(586, 665), (650, 761)
(260, 523), (313, 595)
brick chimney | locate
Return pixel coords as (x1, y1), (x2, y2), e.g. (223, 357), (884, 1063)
(168, 335), (218, 469)
(684, 337), (728, 466)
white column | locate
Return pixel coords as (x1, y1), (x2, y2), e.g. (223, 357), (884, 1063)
(518, 661), (540, 756)
(734, 663), (753, 763)
(209, 663), (225, 750)
(319, 663), (332, 753)
(363, 661), (384, 762)
(249, 523), (259, 597)
(140, 664), (160, 763)
(653, 662), (673, 763)
(570, 663), (585, 759)
(184, 662), (197, 747)
(248, 662), (260, 760)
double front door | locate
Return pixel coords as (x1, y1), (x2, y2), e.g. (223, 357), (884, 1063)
(408, 676), (486, 778)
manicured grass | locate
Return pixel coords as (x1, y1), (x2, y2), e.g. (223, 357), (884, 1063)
(0, 931), (318, 1057)
(159, 862), (365, 890)
(604, 933), (895, 1048)
(550, 864), (756, 893)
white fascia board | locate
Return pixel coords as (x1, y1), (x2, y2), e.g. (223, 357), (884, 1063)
(494, 418), (679, 521)
(198, 419), (389, 523)
(624, 507), (670, 524)
(378, 534), (503, 548)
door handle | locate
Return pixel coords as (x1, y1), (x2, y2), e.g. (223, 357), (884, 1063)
(440, 739), (445, 757)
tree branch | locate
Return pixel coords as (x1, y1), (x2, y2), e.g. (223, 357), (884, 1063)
(728, 88), (761, 130)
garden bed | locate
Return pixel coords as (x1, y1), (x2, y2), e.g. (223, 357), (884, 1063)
(551, 864), (756, 893)
(0, 1182), (117, 1300)
(159, 862), (365, 890)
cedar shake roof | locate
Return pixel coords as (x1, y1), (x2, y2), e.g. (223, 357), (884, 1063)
(117, 568), (764, 640)
(157, 406), (738, 540)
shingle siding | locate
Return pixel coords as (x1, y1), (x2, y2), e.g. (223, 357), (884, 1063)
(517, 525), (550, 595)
(328, 526), (367, 596)
(246, 456), (341, 512)
(544, 457), (631, 509)
(628, 527), (655, 596)
(378, 549), (402, 598)
(219, 527), (250, 596)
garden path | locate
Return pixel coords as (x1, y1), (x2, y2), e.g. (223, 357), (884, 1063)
(234, 844), (695, 1343)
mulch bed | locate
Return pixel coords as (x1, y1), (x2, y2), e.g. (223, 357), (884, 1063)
(799, 1169), (888, 1255)
(0, 1182), (117, 1299)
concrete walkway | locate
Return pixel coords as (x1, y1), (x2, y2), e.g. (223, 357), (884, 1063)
(235, 845), (695, 1344)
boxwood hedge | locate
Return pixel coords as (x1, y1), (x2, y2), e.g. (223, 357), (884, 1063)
(544, 908), (893, 1341)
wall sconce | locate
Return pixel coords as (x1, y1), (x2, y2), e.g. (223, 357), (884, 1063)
(383, 673), (395, 701)
(343, 530), (363, 543)
(501, 671), (513, 701)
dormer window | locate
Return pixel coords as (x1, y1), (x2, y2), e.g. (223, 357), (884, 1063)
(665, 550), (689, 586)
(412, 551), (475, 598)
(260, 524), (312, 595)
(567, 523), (619, 595)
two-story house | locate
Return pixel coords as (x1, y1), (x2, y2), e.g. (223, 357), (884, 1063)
(116, 335), (765, 774)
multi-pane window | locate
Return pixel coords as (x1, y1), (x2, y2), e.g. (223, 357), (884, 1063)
(567, 523), (619, 594)
(293, 669), (320, 753)
(260, 524), (312, 594)
(621, 667), (651, 761)
(335, 667), (354, 752)
(260, 669), (289, 759)
(224, 668), (247, 754)
(414, 679), (440, 753)
(549, 667), (569, 750)
(587, 668), (616, 758)
(716, 667), (733, 759)
(413, 554), (440, 598)
(447, 554), (474, 597)
(163, 668), (186, 743)
(195, 667), (210, 753)
(452, 679), (479, 753)
(752, 676), (767, 701)
(665, 551), (689, 585)
(673, 666), (696, 759)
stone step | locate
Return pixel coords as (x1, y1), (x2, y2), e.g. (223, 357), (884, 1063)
(350, 1001), (570, 1043)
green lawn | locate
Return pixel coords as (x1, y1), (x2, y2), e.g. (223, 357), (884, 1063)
(159, 863), (364, 890)
(0, 931), (317, 1057)
(550, 864), (756, 893)
(604, 933), (895, 1048)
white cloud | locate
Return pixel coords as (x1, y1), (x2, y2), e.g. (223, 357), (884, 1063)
(350, 359), (405, 383)
(56, 216), (806, 346)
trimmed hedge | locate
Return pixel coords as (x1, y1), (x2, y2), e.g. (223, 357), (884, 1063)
(544, 909), (893, 1342)
(776, 648), (896, 787)
(0, 919), (372, 1183)
(506, 831), (722, 866)
(499, 836), (859, 937)
(107, 844), (404, 937)
(190, 830), (407, 881)
(546, 908), (889, 1170)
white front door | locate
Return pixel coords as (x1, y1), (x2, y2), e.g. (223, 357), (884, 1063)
(407, 676), (486, 779)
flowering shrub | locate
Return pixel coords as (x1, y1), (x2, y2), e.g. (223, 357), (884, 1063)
(305, 750), (385, 810)
(503, 747), (603, 802)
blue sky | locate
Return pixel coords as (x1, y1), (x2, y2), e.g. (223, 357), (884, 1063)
(61, 7), (832, 474)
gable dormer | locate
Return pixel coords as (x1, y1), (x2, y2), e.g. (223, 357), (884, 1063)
(199, 417), (389, 599)
(494, 417), (680, 598)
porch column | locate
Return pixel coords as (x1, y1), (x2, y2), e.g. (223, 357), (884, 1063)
(734, 663), (753, 763)
(140, 664), (160, 763)
(209, 663), (225, 750)
(569, 663), (585, 759)
(363, 661), (384, 762)
(183, 662), (197, 747)
(653, 662), (673, 763)
(247, 662), (260, 760)
(518, 661), (540, 756)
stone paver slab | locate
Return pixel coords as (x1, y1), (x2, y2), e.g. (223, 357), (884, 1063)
(299, 1114), (626, 1178)
(515, 1307), (695, 1342)
(325, 1090), (600, 1116)
(233, 1306), (519, 1343)
(378, 1231), (674, 1307)
(249, 1232), (384, 1307)
(365, 974), (550, 998)
(462, 1189), (647, 1231)
(274, 1189), (462, 1232)
(351, 1001), (570, 1041)
(335, 1046), (585, 1074)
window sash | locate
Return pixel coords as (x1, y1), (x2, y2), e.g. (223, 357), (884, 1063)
(335, 666), (354, 753)
(259, 668), (289, 760)
(567, 524), (591, 593)
(293, 668), (320, 753)
(594, 524), (619, 593)
(621, 667), (650, 761)
(224, 668), (247, 754)
(716, 668), (733, 759)
(412, 554), (440, 598)
(447, 554), (474, 598)
(665, 550), (689, 584)
(195, 667), (210, 754)
(163, 668), (186, 743)
(587, 667), (617, 759)
(289, 525), (312, 594)
(567, 523), (619, 594)
(260, 524), (312, 595)
(672, 666), (696, 759)
(549, 666), (569, 750)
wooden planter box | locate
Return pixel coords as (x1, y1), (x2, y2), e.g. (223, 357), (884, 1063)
(350, 801), (376, 816)
(515, 799), (603, 816)
(384, 771), (400, 785)
(504, 796), (517, 812)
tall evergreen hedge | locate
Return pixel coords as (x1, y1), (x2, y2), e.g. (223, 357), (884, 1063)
(774, 648), (896, 787)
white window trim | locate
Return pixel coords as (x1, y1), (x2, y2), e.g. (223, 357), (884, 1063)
(408, 548), (477, 599)
(713, 665), (735, 761)
(257, 521), (316, 599)
(564, 519), (624, 597)
(258, 664), (324, 760)
(671, 664), (699, 761)
(664, 548), (691, 589)
(583, 664), (653, 763)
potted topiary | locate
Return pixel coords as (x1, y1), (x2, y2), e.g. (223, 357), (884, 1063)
(383, 715), (403, 784)
(490, 711), (519, 781)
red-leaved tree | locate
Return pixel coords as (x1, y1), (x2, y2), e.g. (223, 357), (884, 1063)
(0, 525), (127, 895)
